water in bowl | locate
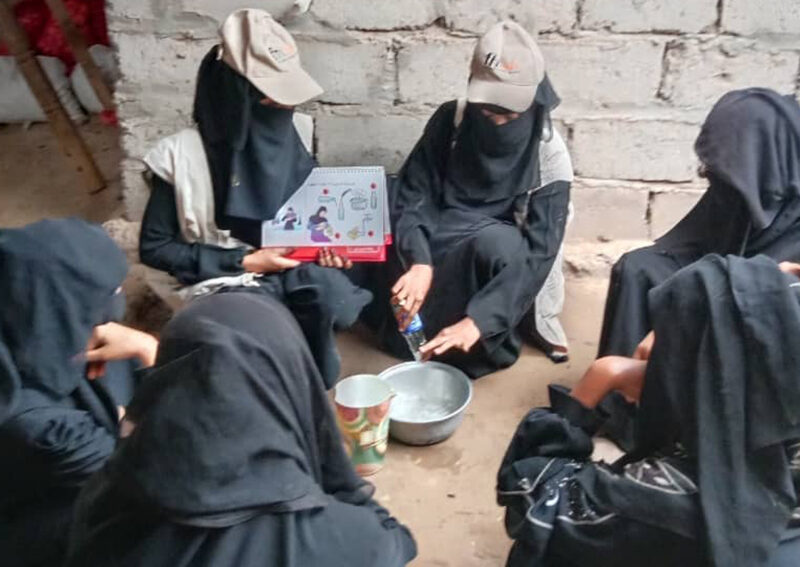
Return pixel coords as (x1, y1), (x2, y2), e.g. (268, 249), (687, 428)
(390, 392), (455, 422)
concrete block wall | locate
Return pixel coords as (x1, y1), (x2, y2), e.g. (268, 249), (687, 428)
(108, 0), (800, 243)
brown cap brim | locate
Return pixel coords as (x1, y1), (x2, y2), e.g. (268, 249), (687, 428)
(249, 67), (324, 106)
(467, 77), (535, 113)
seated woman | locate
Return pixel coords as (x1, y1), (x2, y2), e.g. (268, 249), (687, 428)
(599, 88), (800, 357)
(66, 292), (417, 567)
(0, 219), (158, 567)
(497, 255), (800, 567)
(139, 9), (370, 388)
(371, 21), (572, 377)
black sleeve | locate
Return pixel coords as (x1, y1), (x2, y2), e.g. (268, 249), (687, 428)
(1, 407), (116, 490)
(139, 175), (248, 285)
(467, 180), (571, 341)
(391, 103), (454, 269)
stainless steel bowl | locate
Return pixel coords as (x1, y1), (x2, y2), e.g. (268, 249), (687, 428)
(378, 361), (473, 446)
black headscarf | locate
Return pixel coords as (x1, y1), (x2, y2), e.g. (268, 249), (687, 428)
(444, 75), (560, 206)
(658, 89), (800, 256)
(0, 219), (128, 423)
(193, 46), (316, 247)
(638, 254), (800, 566)
(107, 292), (371, 526)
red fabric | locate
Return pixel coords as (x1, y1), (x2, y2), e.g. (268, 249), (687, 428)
(0, 1), (109, 70)
(86, 0), (109, 46)
(100, 109), (118, 126)
(0, 0), (49, 55)
(36, 0), (91, 70)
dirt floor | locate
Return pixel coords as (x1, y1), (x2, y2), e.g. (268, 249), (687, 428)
(0, 121), (610, 567)
(0, 119), (123, 227)
(338, 278), (607, 567)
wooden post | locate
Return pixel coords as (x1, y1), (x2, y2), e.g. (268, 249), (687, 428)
(0, 0), (105, 193)
(44, 0), (115, 112)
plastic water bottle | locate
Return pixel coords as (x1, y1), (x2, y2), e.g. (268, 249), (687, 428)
(402, 314), (428, 361)
(391, 300), (427, 361)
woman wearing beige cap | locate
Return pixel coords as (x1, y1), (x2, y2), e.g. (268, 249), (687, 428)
(137, 9), (370, 388)
(374, 21), (573, 378)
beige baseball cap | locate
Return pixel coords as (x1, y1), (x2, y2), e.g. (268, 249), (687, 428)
(466, 21), (545, 113)
(218, 9), (323, 106)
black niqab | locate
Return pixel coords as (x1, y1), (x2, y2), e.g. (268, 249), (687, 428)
(109, 292), (371, 525)
(443, 76), (560, 207)
(659, 88), (800, 255)
(599, 89), (800, 359)
(638, 254), (800, 566)
(193, 47), (315, 246)
(697, 89), (800, 230)
(0, 219), (128, 421)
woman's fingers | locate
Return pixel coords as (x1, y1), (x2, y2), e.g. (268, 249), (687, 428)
(633, 331), (655, 361)
(405, 296), (423, 324)
(86, 362), (105, 380)
(779, 261), (800, 276)
(419, 333), (452, 359)
(391, 277), (407, 296)
(85, 346), (108, 363)
(317, 249), (352, 270)
(433, 338), (455, 356)
(273, 256), (302, 270)
(86, 360), (106, 380)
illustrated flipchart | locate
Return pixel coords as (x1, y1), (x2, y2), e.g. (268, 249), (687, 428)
(261, 167), (391, 262)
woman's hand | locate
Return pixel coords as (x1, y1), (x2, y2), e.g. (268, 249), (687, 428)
(779, 261), (800, 277)
(84, 322), (158, 379)
(633, 331), (655, 361)
(242, 247), (301, 274)
(391, 264), (433, 330)
(317, 248), (353, 270)
(419, 317), (481, 360)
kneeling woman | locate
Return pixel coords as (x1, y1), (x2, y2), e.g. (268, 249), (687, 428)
(67, 293), (417, 567)
(598, 88), (800, 357)
(139, 9), (370, 387)
(498, 255), (800, 567)
(0, 219), (158, 567)
(379, 21), (572, 377)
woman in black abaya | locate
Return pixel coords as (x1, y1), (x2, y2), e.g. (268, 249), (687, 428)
(371, 21), (572, 377)
(67, 293), (417, 567)
(138, 9), (370, 388)
(598, 88), (800, 357)
(498, 255), (800, 567)
(0, 219), (158, 567)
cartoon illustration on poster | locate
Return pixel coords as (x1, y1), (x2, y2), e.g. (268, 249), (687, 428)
(307, 206), (332, 242)
(281, 207), (299, 230)
(261, 167), (389, 254)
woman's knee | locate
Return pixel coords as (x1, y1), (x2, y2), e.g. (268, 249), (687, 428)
(589, 356), (637, 379)
(470, 224), (523, 266)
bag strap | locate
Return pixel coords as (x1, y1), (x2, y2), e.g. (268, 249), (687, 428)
(451, 97), (467, 148)
(454, 97), (467, 129)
